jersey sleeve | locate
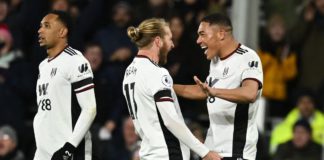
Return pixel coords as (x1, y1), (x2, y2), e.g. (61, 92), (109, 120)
(241, 51), (263, 89)
(67, 55), (97, 146)
(148, 68), (174, 100)
(68, 57), (95, 93)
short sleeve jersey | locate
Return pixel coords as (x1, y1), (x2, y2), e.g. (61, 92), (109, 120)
(204, 44), (263, 160)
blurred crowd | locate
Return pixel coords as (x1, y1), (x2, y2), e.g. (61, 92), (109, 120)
(0, 0), (323, 160)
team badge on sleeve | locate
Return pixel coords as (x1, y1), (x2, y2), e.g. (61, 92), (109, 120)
(161, 75), (172, 87)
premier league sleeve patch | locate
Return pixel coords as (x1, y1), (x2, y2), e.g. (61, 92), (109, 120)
(161, 75), (173, 87)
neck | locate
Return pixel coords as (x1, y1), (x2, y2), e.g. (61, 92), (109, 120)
(137, 48), (159, 64)
(47, 41), (68, 58)
(219, 38), (239, 59)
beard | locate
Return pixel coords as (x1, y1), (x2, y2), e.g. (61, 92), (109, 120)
(158, 42), (169, 65)
(158, 48), (168, 65)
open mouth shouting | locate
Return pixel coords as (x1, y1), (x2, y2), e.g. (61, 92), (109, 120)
(201, 46), (208, 55)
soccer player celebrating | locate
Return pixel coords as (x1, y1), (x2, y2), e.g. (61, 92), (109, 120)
(174, 13), (264, 160)
(34, 10), (96, 160)
(122, 18), (222, 160)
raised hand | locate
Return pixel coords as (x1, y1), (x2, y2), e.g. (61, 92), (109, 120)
(193, 76), (214, 97)
(202, 151), (223, 160)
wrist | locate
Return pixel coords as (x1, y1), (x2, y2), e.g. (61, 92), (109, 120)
(64, 142), (76, 152)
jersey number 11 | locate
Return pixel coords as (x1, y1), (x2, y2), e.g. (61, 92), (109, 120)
(124, 82), (138, 119)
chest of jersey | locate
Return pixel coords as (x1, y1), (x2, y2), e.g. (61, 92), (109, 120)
(36, 60), (71, 111)
(207, 56), (243, 90)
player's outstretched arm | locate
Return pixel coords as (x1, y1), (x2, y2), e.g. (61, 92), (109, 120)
(173, 84), (207, 100)
(154, 90), (222, 160)
(194, 76), (259, 103)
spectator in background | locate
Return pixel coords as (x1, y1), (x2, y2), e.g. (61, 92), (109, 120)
(174, 0), (207, 34)
(100, 117), (139, 160)
(93, 1), (135, 64)
(166, 14), (209, 118)
(0, 26), (26, 135)
(0, 125), (24, 160)
(50, 0), (106, 51)
(50, 0), (80, 23)
(270, 91), (324, 154)
(206, 0), (230, 15)
(51, 0), (69, 12)
(0, 0), (21, 50)
(83, 42), (127, 141)
(0, 0), (8, 24)
(258, 14), (298, 117)
(291, 0), (324, 90)
(134, 0), (173, 21)
(273, 119), (322, 160)
(166, 14), (208, 83)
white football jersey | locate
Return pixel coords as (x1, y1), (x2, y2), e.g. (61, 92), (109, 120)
(122, 55), (190, 160)
(33, 46), (94, 160)
(204, 44), (263, 160)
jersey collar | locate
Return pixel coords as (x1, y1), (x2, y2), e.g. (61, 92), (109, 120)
(136, 55), (160, 67)
(220, 43), (241, 61)
(47, 45), (69, 62)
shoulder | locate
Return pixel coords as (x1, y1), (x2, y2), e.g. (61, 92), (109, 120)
(310, 141), (323, 150)
(38, 59), (48, 68)
(146, 66), (173, 88)
(278, 140), (293, 149)
(62, 46), (89, 66)
(239, 45), (260, 60)
(151, 66), (170, 78)
(236, 45), (262, 69)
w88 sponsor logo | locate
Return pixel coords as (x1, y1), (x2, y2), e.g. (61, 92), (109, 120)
(38, 99), (52, 111)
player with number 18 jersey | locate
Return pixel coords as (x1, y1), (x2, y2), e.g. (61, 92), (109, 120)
(34, 46), (94, 160)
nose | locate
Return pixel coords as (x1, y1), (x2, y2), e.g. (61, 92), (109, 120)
(196, 36), (202, 44)
(38, 27), (43, 34)
(171, 41), (175, 48)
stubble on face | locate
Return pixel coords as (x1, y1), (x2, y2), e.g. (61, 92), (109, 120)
(158, 41), (168, 65)
(158, 26), (173, 65)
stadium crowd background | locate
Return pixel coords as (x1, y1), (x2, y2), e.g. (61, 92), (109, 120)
(0, 0), (323, 159)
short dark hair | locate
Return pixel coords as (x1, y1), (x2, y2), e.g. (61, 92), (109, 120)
(48, 10), (73, 37)
(84, 42), (102, 52)
(201, 13), (232, 31)
(293, 119), (312, 133)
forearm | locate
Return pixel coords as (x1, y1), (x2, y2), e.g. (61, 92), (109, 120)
(211, 84), (259, 104)
(156, 102), (209, 157)
(173, 84), (207, 100)
(69, 89), (97, 146)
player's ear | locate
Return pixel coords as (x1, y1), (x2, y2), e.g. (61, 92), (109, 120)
(154, 36), (163, 48)
(217, 29), (225, 40)
(59, 28), (68, 38)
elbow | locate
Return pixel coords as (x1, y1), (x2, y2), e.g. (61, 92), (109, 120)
(163, 118), (177, 131)
(163, 120), (172, 129)
(246, 94), (257, 103)
(89, 106), (97, 119)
